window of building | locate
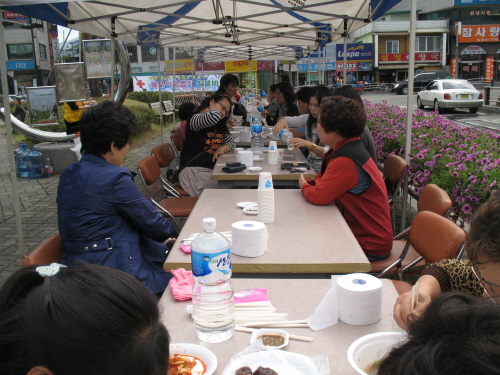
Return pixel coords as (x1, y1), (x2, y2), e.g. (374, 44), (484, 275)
(141, 46), (165, 62)
(386, 40), (399, 54)
(39, 43), (47, 60)
(31, 17), (44, 31)
(126, 44), (138, 63)
(416, 36), (441, 52)
(7, 44), (34, 60)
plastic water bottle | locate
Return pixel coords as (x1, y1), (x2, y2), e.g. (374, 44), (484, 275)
(191, 217), (234, 343)
(251, 120), (264, 155)
(27, 146), (45, 179)
(279, 129), (294, 150)
(17, 144), (29, 178)
(44, 155), (54, 177)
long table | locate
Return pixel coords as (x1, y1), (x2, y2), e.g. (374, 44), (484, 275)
(159, 278), (402, 375)
(163, 189), (371, 276)
(211, 149), (316, 189)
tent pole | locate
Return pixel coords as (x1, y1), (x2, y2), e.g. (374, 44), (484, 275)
(173, 47), (176, 126)
(191, 47), (195, 104)
(401, 0), (417, 231)
(343, 19), (347, 85)
(0, 13), (26, 258)
(110, 36), (115, 100)
(157, 35), (163, 143)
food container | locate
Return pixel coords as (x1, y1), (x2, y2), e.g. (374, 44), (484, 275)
(250, 329), (290, 350)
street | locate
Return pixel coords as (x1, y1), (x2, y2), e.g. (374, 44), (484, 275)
(362, 91), (500, 132)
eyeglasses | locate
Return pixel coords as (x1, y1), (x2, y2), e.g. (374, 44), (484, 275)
(472, 264), (497, 303)
(216, 101), (230, 117)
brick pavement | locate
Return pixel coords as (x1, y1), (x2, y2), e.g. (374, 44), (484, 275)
(0, 120), (175, 284)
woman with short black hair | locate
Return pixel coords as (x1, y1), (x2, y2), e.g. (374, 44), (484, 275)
(266, 81), (299, 126)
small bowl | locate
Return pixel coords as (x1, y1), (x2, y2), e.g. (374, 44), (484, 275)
(253, 156), (264, 161)
(248, 167), (262, 172)
(250, 329), (289, 349)
(347, 332), (406, 375)
(243, 206), (258, 215)
(169, 343), (218, 375)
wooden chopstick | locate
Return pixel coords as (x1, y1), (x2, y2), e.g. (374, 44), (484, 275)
(235, 326), (313, 342)
(411, 281), (419, 311)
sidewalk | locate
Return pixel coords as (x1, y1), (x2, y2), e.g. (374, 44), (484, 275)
(0, 121), (173, 284)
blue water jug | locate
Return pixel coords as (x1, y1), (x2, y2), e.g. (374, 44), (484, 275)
(27, 146), (45, 179)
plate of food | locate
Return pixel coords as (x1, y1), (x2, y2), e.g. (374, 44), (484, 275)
(243, 206), (258, 215)
(169, 343), (217, 375)
(221, 350), (316, 375)
(237, 202), (258, 208)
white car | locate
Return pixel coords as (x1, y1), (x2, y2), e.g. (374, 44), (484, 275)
(416, 79), (483, 114)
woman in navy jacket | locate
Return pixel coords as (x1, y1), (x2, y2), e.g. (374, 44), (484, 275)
(57, 101), (176, 294)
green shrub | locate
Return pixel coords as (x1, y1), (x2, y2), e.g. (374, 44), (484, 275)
(127, 91), (173, 104)
(126, 103), (157, 133)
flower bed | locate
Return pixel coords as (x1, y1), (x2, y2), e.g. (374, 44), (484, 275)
(365, 101), (499, 226)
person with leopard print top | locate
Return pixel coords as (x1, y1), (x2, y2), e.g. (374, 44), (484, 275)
(394, 193), (500, 330)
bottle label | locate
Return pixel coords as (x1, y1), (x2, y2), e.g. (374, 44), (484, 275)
(191, 248), (231, 277)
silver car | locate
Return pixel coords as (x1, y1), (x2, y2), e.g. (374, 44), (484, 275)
(416, 79), (483, 114)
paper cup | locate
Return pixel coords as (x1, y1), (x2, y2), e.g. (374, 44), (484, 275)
(268, 150), (278, 165)
(278, 149), (285, 160)
(234, 147), (244, 155)
(258, 172), (273, 191)
(269, 141), (278, 151)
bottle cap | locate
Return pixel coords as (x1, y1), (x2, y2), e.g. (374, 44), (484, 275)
(202, 217), (217, 231)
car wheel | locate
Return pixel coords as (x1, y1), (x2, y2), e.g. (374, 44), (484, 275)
(417, 96), (424, 109)
(469, 107), (478, 114)
(402, 86), (408, 95)
(433, 99), (441, 113)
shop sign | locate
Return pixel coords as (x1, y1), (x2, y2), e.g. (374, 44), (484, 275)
(336, 44), (373, 62)
(378, 52), (441, 63)
(257, 61), (275, 70)
(165, 59), (194, 74)
(335, 63), (357, 71)
(195, 61), (225, 71)
(224, 60), (258, 72)
(458, 25), (500, 43)
(450, 58), (457, 78)
(485, 57), (494, 81)
(6, 60), (35, 70)
(3, 12), (26, 19)
(461, 45), (487, 54)
(298, 62), (336, 71)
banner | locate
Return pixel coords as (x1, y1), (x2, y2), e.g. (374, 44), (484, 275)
(485, 57), (494, 81)
(335, 63), (358, 71)
(378, 52), (441, 63)
(257, 61), (275, 70)
(26, 86), (59, 126)
(336, 43), (373, 62)
(458, 25), (500, 43)
(195, 61), (225, 71)
(165, 59), (195, 74)
(225, 60), (258, 72)
(133, 74), (222, 92)
(82, 39), (112, 78)
(298, 62), (336, 72)
(450, 58), (457, 78)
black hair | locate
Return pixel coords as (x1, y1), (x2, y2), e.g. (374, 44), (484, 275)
(196, 92), (233, 132)
(13, 97), (22, 105)
(378, 292), (500, 375)
(276, 81), (296, 107)
(269, 84), (278, 92)
(306, 85), (333, 140)
(332, 85), (364, 108)
(217, 74), (239, 93)
(80, 100), (137, 155)
(0, 264), (170, 375)
(318, 96), (366, 138)
(295, 86), (312, 103)
(178, 102), (197, 121)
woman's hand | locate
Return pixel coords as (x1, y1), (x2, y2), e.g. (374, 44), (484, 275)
(273, 118), (288, 134)
(289, 138), (312, 150)
(261, 109), (269, 117)
(212, 145), (230, 161)
(299, 174), (307, 188)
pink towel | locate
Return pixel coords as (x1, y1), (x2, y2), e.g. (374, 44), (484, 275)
(170, 268), (194, 301)
(179, 244), (191, 253)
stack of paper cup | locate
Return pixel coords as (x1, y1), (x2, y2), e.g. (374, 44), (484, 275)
(268, 150), (278, 164)
(336, 273), (383, 325)
(237, 150), (253, 166)
(269, 141), (278, 151)
(257, 172), (274, 223)
(231, 221), (268, 257)
(240, 130), (252, 142)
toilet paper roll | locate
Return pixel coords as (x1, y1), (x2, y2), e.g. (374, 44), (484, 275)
(231, 220), (268, 257)
(237, 150), (253, 167)
(336, 273), (383, 326)
(240, 130), (252, 142)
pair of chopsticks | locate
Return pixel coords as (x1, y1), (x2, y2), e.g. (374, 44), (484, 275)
(237, 319), (309, 328)
(411, 281), (419, 311)
(235, 326), (313, 342)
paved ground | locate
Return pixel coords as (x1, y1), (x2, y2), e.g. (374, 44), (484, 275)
(0, 120), (174, 284)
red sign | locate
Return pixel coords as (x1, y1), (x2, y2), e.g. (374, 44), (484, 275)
(458, 25), (500, 43)
(3, 12), (27, 19)
(257, 61), (275, 70)
(378, 52), (441, 63)
(485, 57), (494, 81)
(195, 61), (225, 71)
(450, 58), (457, 78)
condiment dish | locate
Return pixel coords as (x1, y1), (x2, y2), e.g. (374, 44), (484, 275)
(250, 328), (289, 349)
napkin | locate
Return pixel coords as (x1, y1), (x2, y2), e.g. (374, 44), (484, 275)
(179, 244), (191, 254)
(169, 268), (194, 301)
(306, 283), (339, 331)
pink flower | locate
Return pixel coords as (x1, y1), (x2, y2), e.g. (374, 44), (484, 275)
(461, 204), (472, 214)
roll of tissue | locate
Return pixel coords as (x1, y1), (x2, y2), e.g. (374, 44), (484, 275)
(231, 220), (268, 257)
(336, 273), (383, 325)
(237, 150), (253, 167)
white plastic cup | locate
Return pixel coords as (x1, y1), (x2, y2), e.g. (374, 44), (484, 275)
(258, 172), (273, 191)
(269, 141), (277, 151)
(287, 140), (294, 151)
(234, 147), (244, 155)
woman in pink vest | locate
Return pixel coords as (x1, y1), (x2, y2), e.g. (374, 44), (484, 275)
(299, 96), (392, 261)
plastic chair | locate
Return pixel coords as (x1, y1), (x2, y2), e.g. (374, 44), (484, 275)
(23, 233), (63, 266)
(137, 156), (198, 234)
(170, 131), (183, 158)
(383, 155), (408, 233)
(151, 143), (189, 197)
(371, 211), (466, 280)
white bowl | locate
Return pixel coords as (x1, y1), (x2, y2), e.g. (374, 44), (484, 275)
(250, 328), (290, 349)
(169, 343), (218, 375)
(248, 167), (262, 172)
(243, 206), (258, 215)
(347, 332), (406, 375)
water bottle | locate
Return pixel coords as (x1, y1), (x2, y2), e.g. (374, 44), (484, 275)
(191, 217), (234, 343)
(251, 119), (264, 155)
(44, 155), (54, 177)
(27, 146), (45, 179)
(279, 129), (294, 150)
(17, 144), (29, 178)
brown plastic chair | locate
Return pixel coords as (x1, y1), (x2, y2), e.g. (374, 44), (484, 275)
(23, 233), (63, 266)
(383, 155), (408, 233)
(151, 143), (189, 197)
(393, 184), (452, 240)
(170, 130), (184, 158)
(371, 211), (466, 279)
(137, 156), (198, 234)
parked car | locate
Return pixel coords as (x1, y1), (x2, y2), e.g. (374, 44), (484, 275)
(392, 71), (450, 95)
(416, 79), (483, 113)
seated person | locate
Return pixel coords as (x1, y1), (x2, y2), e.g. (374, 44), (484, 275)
(261, 84), (278, 120)
(0, 263), (170, 375)
(379, 292), (500, 375)
(12, 97), (26, 122)
(265, 81), (299, 126)
(179, 93), (235, 197)
(215, 74), (248, 126)
(299, 96), (392, 261)
(178, 102), (197, 139)
(394, 193), (500, 330)
(57, 101), (176, 294)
